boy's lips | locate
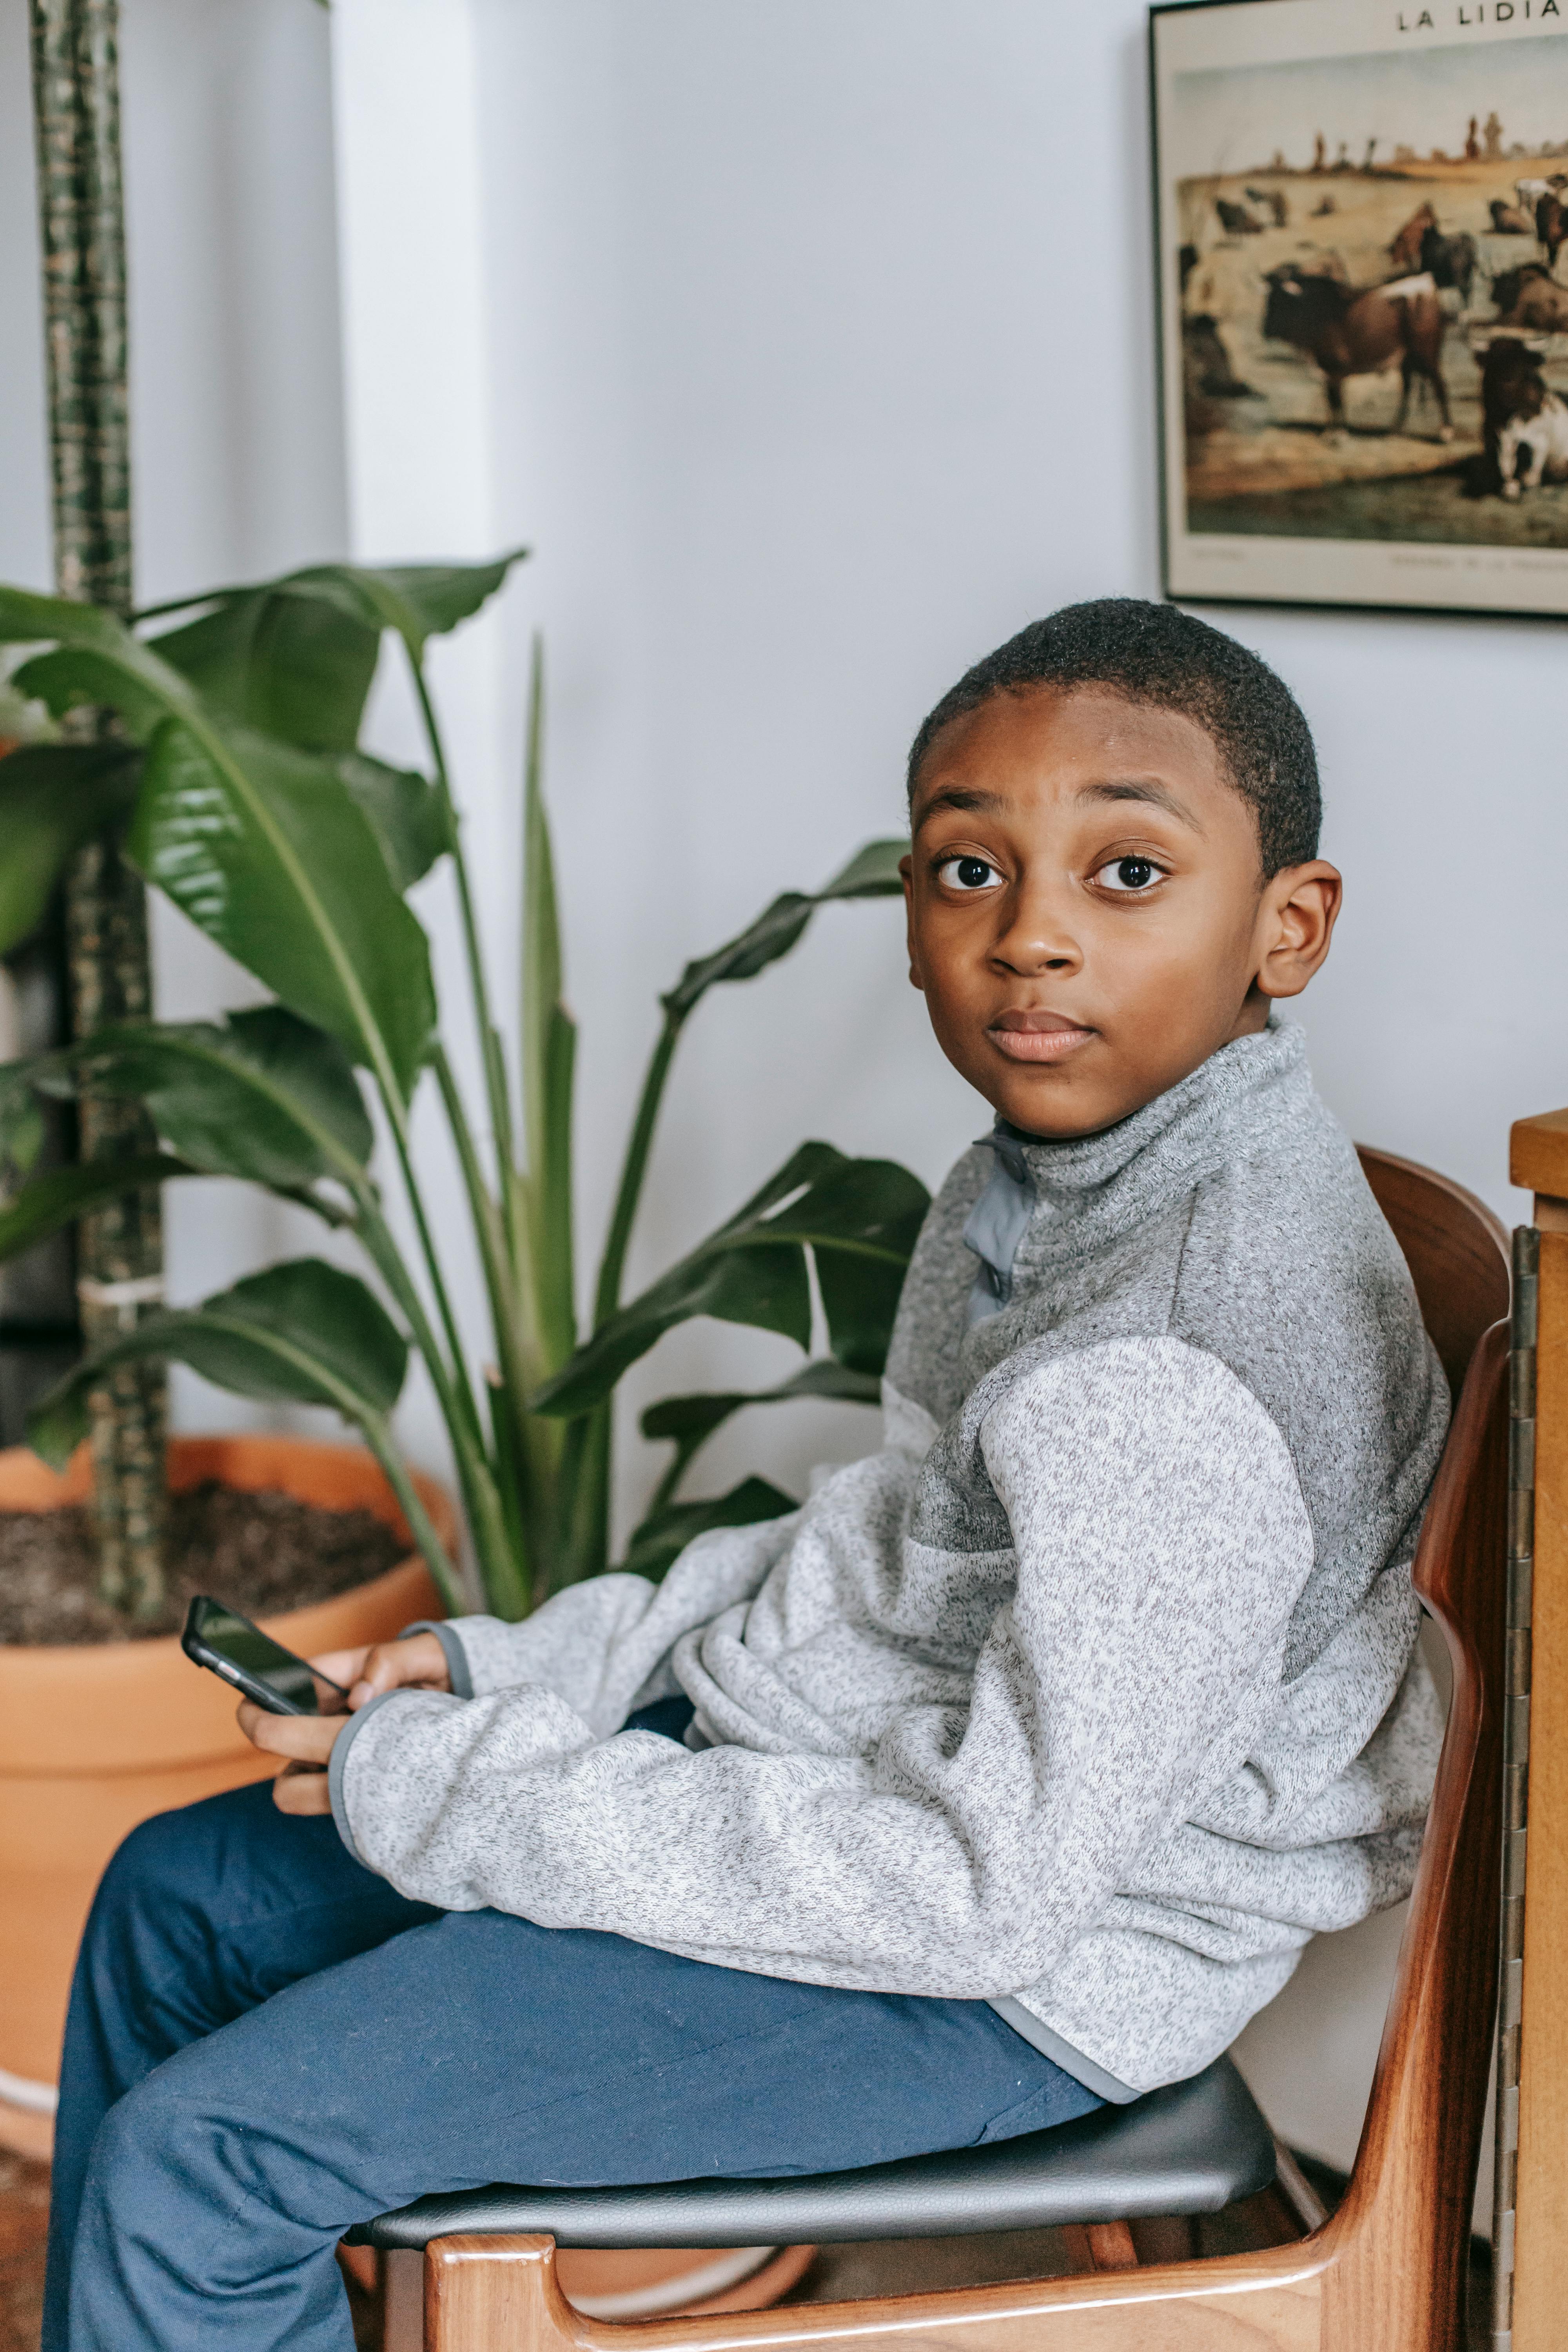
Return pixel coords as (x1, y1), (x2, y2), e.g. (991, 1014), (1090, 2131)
(987, 1013), (1095, 1063)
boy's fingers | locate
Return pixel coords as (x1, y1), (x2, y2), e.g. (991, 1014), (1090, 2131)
(308, 1645), (370, 1681)
(347, 1633), (451, 1710)
(272, 1762), (334, 1816)
(236, 1701), (344, 1766)
(305, 1646), (373, 1711)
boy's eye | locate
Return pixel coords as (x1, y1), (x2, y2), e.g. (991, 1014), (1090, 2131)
(1094, 855), (1167, 895)
(936, 855), (1002, 892)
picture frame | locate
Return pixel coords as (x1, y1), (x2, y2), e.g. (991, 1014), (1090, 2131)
(1150, 0), (1568, 617)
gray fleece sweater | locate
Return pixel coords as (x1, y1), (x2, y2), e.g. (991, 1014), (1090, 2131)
(331, 1021), (1449, 2100)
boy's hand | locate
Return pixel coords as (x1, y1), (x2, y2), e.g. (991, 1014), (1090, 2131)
(238, 1632), (453, 1816)
(239, 1705), (348, 1813)
(307, 1632), (453, 1713)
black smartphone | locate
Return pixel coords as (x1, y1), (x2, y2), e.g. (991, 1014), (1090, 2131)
(181, 1595), (349, 1717)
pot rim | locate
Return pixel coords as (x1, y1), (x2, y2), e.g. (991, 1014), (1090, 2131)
(0, 1432), (457, 1665)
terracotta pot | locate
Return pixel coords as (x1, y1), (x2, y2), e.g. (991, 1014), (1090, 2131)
(0, 1432), (453, 2148)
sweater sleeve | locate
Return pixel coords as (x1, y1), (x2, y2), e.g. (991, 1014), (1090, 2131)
(431, 1510), (800, 1730)
(336, 1339), (1314, 1997)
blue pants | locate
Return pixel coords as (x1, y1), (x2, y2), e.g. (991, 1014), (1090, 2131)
(45, 1700), (1099, 2351)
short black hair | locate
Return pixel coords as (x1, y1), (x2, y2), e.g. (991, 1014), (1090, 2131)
(906, 598), (1320, 877)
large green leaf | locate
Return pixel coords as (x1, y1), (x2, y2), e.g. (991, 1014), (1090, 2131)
(140, 553), (529, 750)
(1, 588), (202, 746)
(533, 1142), (924, 1419)
(661, 894), (814, 1020)
(660, 838), (909, 1022)
(368, 556), (529, 651)
(129, 717), (435, 1103)
(0, 742), (142, 954)
(641, 1359), (880, 1492)
(815, 1249), (909, 1377)
(0, 1153), (192, 1265)
(621, 1475), (798, 1582)
(19, 1009), (372, 1197)
(537, 1144), (837, 1412)
(752, 1156), (929, 1375)
(0, 1090), (44, 1184)
(0, 585), (139, 657)
(146, 585), (381, 753)
(0, 592), (435, 1102)
(751, 1153), (929, 1260)
(338, 753), (450, 890)
(536, 1244), (811, 1419)
(815, 837), (908, 900)
(27, 1258), (408, 1469)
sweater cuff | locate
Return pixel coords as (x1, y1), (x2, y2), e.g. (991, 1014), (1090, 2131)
(401, 1618), (473, 1700)
(328, 1690), (405, 1864)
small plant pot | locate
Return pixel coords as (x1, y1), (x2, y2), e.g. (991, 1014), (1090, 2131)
(0, 1432), (453, 2154)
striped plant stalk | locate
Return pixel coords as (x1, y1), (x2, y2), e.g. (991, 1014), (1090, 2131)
(30, 0), (167, 1613)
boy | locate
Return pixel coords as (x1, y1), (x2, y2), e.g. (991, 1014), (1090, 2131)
(45, 600), (1447, 2352)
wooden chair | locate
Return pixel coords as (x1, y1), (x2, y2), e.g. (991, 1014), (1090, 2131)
(354, 1145), (1510, 2352)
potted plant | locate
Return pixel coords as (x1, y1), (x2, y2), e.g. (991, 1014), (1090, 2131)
(0, 557), (927, 2165)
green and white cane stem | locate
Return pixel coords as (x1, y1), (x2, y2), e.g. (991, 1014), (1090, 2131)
(30, 0), (167, 1613)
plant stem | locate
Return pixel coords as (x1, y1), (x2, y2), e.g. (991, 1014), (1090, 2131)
(354, 1414), (466, 1618)
(553, 1401), (610, 1597)
(30, 0), (165, 1616)
(376, 1089), (482, 1428)
(593, 1010), (685, 1331)
(405, 652), (517, 1194)
(519, 645), (577, 1370)
(547, 1007), (688, 1593)
(352, 1191), (517, 1611)
(431, 1045), (544, 1607)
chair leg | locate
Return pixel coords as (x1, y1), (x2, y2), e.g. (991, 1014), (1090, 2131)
(1083, 2221), (1140, 2271)
(1272, 2142), (1329, 2236)
(1128, 2215), (1200, 2266)
(426, 2234), (576, 2352)
(337, 2241), (385, 2343)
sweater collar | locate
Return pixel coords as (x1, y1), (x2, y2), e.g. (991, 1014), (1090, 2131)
(984, 1018), (1311, 1264)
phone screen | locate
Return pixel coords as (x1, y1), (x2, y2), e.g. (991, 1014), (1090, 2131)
(187, 1599), (328, 1713)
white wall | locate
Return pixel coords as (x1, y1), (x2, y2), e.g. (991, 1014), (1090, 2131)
(2, 0), (1549, 2198)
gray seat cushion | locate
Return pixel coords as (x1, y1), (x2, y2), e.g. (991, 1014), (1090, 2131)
(354, 2056), (1275, 2250)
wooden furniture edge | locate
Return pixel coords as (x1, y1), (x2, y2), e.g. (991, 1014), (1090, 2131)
(1361, 1142), (1512, 1263)
(1510, 1111), (1568, 1213)
(1512, 1229), (1568, 2346)
(1316, 1323), (1507, 2352)
(424, 2230), (1334, 2352)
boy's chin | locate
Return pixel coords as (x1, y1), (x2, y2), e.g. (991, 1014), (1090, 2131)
(976, 1051), (1191, 1143)
(977, 1066), (1127, 1143)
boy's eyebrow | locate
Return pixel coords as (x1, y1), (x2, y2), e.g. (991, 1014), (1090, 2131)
(914, 784), (1004, 826)
(1078, 779), (1206, 833)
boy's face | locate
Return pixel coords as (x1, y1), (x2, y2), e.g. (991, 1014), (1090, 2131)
(902, 685), (1341, 1140)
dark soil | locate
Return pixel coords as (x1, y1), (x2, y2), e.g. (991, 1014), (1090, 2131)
(0, 1482), (406, 1646)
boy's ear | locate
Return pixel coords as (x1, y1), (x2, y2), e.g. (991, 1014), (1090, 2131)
(1253, 860), (1342, 1001)
(900, 853), (925, 991)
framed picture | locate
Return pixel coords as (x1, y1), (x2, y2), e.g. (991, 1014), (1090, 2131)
(1151, 0), (1568, 616)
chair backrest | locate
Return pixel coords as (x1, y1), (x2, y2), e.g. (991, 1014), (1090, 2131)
(1357, 1144), (1510, 1396)
(1321, 1150), (1510, 2337)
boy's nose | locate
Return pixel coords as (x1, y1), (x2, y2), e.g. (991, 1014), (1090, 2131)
(990, 884), (1082, 975)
